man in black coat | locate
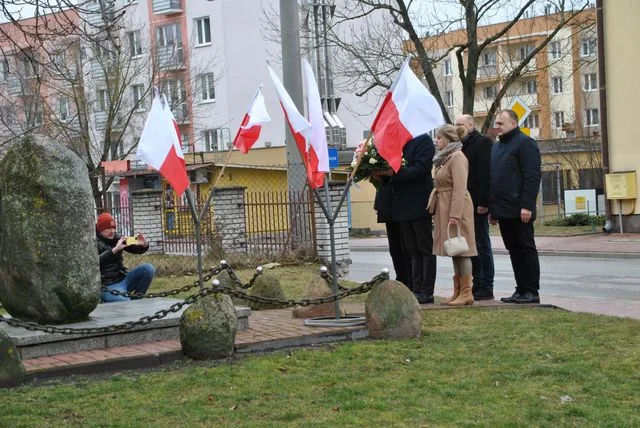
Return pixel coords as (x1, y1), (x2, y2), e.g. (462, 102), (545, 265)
(374, 133), (437, 303)
(373, 178), (411, 287)
(489, 109), (541, 304)
(456, 114), (495, 300)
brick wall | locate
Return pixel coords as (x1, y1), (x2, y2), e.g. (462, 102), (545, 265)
(314, 183), (351, 275)
(131, 189), (163, 254)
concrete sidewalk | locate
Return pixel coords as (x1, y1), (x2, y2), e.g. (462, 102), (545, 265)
(350, 232), (640, 258)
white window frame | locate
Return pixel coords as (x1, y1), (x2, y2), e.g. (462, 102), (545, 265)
(482, 51), (496, 66)
(581, 38), (597, 57)
(199, 72), (215, 102)
(443, 59), (452, 76)
(195, 17), (211, 46)
(204, 129), (218, 152)
(59, 98), (70, 122)
(523, 113), (539, 129)
(128, 30), (143, 57)
(583, 73), (597, 92)
(446, 90), (454, 107)
(526, 80), (537, 94)
(97, 89), (110, 111)
(157, 23), (182, 49)
(131, 84), (145, 110)
(0, 58), (8, 82)
(554, 111), (565, 129)
(483, 85), (497, 99)
(180, 133), (190, 153)
(549, 41), (562, 59)
(586, 108), (600, 127)
(552, 76), (563, 94)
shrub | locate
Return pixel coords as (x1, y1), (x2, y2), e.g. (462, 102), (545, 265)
(545, 213), (605, 227)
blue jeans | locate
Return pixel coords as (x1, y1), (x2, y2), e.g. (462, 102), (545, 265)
(101, 263), (155, 303)
(471, 212), (495, 291)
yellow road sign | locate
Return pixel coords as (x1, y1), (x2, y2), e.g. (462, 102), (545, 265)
(507, 96), (532, 126)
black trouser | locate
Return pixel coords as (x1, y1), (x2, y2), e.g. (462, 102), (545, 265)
(498, 218), (540, 295)
(399, 216), (436, 296)
(385, 221), (412, 288)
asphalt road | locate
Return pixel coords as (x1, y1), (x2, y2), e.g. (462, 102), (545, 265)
(347, 250), (640, 315)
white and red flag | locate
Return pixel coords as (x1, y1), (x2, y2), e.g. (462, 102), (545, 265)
(268, 63), (325, 189)
(136, 92), (190, 196)
(371, 57), (445, 171)
(303, 58), (329, 179)
(232, 86), (271, 154)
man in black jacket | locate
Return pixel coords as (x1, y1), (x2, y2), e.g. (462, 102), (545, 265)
(96, 213), (155, 302)
(456, 114), (495, 300)
(374, 133), (437, 304)
(489, 110), (541, 304)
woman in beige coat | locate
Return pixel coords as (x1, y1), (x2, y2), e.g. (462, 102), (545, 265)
(428, 125), (477, 306)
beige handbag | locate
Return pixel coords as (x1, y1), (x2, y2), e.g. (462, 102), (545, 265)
(443, 224), (469, 257)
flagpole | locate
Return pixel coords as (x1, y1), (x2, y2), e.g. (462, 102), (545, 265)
(348, 130), (374, 181)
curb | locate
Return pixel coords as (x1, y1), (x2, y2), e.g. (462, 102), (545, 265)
(350, 246), (640, 259)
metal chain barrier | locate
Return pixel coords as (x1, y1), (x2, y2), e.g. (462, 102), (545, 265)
(0, 269), (389, 335)
(100, 261), (263, 299)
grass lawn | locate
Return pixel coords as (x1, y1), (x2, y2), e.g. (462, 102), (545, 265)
(1, 309), (638, 426)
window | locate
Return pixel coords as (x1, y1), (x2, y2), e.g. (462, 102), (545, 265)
(526, 79), (537, 94)
(0, 59), (8, 82)
(549, 41), (561, 59)
(204, 129), (218, 151)
(552, 76), (563, 94)
(483, 85), (497, 99)
(181, 133), (190, 153)
(554, 111), (565, 129)
(59, 98), (70, 122)
(445, 90), (454, 107)
(578, 168), (603, 189)
(482, 51), (496, 66)
(21, 52), (37, 77)
(443, 59), (452, 76)
(199, 72), (215, 101)
(131, 84), (145, 109)
(517, 44), (534, 60)
(128, 30), (143, 56)
(586, 108), (599, 126)
(52, 51), (65, 72)
(583, 73), (597, 91)
(162, 78), (185, 103)
(195, 17), (211, 45)
(581, 38), (597, 57)
(97, 89), (110, 111)
(542, 170), (565, 204)
(522, 113), (539, 129)
(94, 41), (113, 59)
(157, 23), (182, 48)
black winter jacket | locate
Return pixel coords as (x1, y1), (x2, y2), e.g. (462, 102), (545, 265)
(461, 129), (492, 209)
(489, 127), (541, 219)
(97, 233), (149, 285)
(388, 133), (435, 222)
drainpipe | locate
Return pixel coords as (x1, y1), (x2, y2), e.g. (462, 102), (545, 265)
(596, 0), (613, 232)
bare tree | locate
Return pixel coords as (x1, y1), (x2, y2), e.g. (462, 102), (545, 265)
(317, 0), (592, 130)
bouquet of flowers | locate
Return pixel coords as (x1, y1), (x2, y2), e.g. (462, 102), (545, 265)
(350, 139), (390, 189)
(350, 139), (405, 189)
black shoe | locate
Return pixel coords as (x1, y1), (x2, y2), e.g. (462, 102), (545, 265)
(414, 293), (434, 304)
(500, 292), (523, 303)
(473, 291), (495, 300)
(513, 292), (540, 304)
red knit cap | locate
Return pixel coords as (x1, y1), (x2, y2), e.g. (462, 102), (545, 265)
(96, 213), (116, 233)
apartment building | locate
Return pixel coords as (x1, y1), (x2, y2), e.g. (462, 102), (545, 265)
(422, 7), (602, 211)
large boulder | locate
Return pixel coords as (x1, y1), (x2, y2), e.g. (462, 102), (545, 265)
(292, 275), (346, 319)
(0, 136), (100, 323)
(180, 293), (237, 360)
(0, 329), (25, 387)
(248, 273), (286, 310)
(365, 279), (422, 339)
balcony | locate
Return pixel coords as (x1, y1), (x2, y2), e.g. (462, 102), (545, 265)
(156, 46), (185, 70)
(152, 0), (183, 15)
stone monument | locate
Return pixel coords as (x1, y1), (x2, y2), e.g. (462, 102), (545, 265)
(0, 136), (101, 323)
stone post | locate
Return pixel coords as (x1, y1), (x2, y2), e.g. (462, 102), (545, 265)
(211, 187), (247, 253)
(314, 182), (351, 275)
(131, 189), (163, 254)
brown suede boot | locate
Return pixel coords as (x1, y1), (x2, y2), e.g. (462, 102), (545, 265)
(447, 274), (474, 306)
(444, 274), (460, 304)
